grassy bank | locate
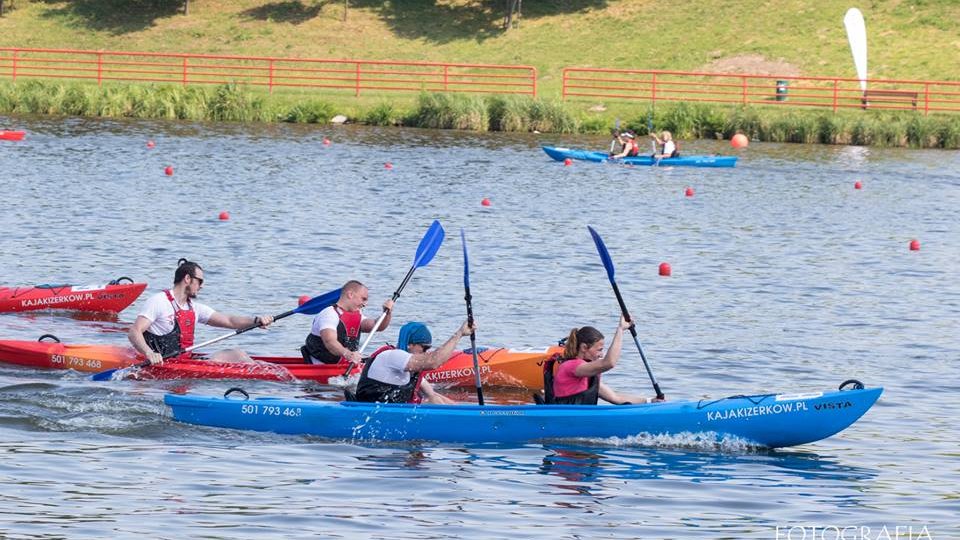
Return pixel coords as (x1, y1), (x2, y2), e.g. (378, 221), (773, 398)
(4, 80), (960, 148)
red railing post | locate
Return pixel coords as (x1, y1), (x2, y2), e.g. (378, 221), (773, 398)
(531, 67), (537, 97)
(443, 65), (449, 92)
(355, 62), (361, 97)
(269, 60), (275, 94)
(97, 51), (103, 86)
(561, 68), (567, 100)
(832, 79), (838, 113)
(924, 83), (930, 116)
(182, 57), (188, 86)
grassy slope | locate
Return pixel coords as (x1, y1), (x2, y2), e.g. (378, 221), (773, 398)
(1, 0), (959, 101)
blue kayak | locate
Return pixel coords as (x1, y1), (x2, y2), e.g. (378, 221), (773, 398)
(165, 386), (881, 447)
(543, 145), (738, 168)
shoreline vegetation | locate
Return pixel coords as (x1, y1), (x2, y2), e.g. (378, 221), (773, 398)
(3, 80), (960, 148)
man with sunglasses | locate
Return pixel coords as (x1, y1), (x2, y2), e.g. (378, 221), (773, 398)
(128, 259), (274, 365)
(352, 320), (476, 404)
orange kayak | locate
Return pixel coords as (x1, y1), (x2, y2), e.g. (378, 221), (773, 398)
(0, 278), (146, 313)
(0, 338), (557, 388)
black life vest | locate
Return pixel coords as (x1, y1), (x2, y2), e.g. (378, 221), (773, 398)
(301, 306), (363, 364)
(142, 290), (195, 359)
(541, 354), (600, 405)
(354, 345), (424, 404)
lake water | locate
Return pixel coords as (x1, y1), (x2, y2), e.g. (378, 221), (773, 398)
(0, 114), (958, 539)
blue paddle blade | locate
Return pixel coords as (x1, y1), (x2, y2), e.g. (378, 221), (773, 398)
(587, 226), (617, 283)
(413, 220), (445, 268)
(461, 228), (470, 289)
(294, 288), (342, 315)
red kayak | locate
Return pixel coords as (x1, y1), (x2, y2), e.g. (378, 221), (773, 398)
(0, 337), (556, 388)
(0, 130), (25, 141)
(0, 278), (146, 313)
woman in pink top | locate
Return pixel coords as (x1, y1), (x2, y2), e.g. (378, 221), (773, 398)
(541, 316), (664, 405)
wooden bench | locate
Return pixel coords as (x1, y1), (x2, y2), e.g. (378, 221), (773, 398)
(861, 89), (919, 110)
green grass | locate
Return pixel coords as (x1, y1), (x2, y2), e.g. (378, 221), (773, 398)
(5, 79), (960, 148)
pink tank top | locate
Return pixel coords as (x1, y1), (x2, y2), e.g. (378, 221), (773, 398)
(553, 359), (590, 398)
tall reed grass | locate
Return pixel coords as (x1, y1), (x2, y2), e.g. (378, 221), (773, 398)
(2, 80), (959, 148)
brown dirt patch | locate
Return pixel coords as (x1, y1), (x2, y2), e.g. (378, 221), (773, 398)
(699, 54), (802, 77)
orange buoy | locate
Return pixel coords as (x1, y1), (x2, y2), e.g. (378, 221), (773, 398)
(909, 239), (920, 251)
(731, 134), (749, 149)
(854, 180), (863, 189)
(563, 158), (573, 166)
(658, 262), (672, 276)
(481, 198), (491, 207)
(685, 187), (694, 197)
(298, 295), (310, 306)
(146, 141), (156, 149)
(218, 211), (230, 221)
(164, 166), (174, 176)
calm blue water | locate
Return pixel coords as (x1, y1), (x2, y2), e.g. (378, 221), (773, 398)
(0, 114), (958, 539)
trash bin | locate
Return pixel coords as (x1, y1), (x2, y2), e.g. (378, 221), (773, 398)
(776, 80), (789, 101)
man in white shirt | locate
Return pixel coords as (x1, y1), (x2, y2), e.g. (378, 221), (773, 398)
(128, 259), (274, 364)
(301, 280), (394, 364)
(353, 320), (476, 404)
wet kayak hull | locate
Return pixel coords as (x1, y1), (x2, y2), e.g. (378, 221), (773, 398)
(543, 146), (738, 168)
(164, 387), (882, 447)
(0, 281), (147, 313)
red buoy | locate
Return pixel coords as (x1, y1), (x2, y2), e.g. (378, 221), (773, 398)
(384, 162), (393, 170)
(164, 166), (174, 176)
(298, 295), (310, 306)
(854, 180), (863, 190)
(909, 239), (920, 251)
(563, 158), (573, 166)
(146, 141), (156, 149)
(481, 198), (491, 207)
(731, 133), (749, 149)
(659, 262), (672, 276)
(218, 211), (230, 221)
(323, 138), (331, 146)
(685, 187), (694, 197)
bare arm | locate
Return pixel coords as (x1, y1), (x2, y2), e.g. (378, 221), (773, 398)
(418, 380), (456, 404)
(405, 320), (474, 372)
(361, 299), (394, 332)
(318, 327), (361, 364)
(206, 312), (273, 329)
(128, 315), (163, 364)
(598, 382), (661, 404)
(573, 317), (630, 378)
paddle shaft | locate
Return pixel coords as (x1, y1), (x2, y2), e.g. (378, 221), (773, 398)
(608, 280), (664, 400)
(464, 287), (485, 405)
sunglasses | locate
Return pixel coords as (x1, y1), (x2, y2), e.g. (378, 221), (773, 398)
(190, 274), (204, 286)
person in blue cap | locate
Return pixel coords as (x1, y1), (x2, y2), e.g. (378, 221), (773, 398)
(353, 319), (476, 404)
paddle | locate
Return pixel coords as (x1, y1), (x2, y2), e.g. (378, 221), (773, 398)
(586, 226), (665, 400)
(460, 228), (484, 405)
(91, 288), (342, 381)
(648, 113), (661, 167)
(343, 219), (446, 375)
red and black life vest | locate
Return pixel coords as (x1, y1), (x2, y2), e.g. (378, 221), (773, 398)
(353, 345), (425, 404)
(301, 306), (363, 364)
(541, 354), (600, 405)
(142, 290), (196, 359)
(627, 140), (640, 157)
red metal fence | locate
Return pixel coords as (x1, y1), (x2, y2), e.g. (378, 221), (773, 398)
(0, 47), (537, 97)
(562, 67), (960, 115)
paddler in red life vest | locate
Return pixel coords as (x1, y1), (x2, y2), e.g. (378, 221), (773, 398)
(128, 259), (275, 365)
(351, 320), (476, 404)
(537, 316), (665, 405)
(609, 130), (640, 159)
(301, 280), (394, 365)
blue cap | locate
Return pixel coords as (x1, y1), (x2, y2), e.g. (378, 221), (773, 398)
(397, 321), (432, 351)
